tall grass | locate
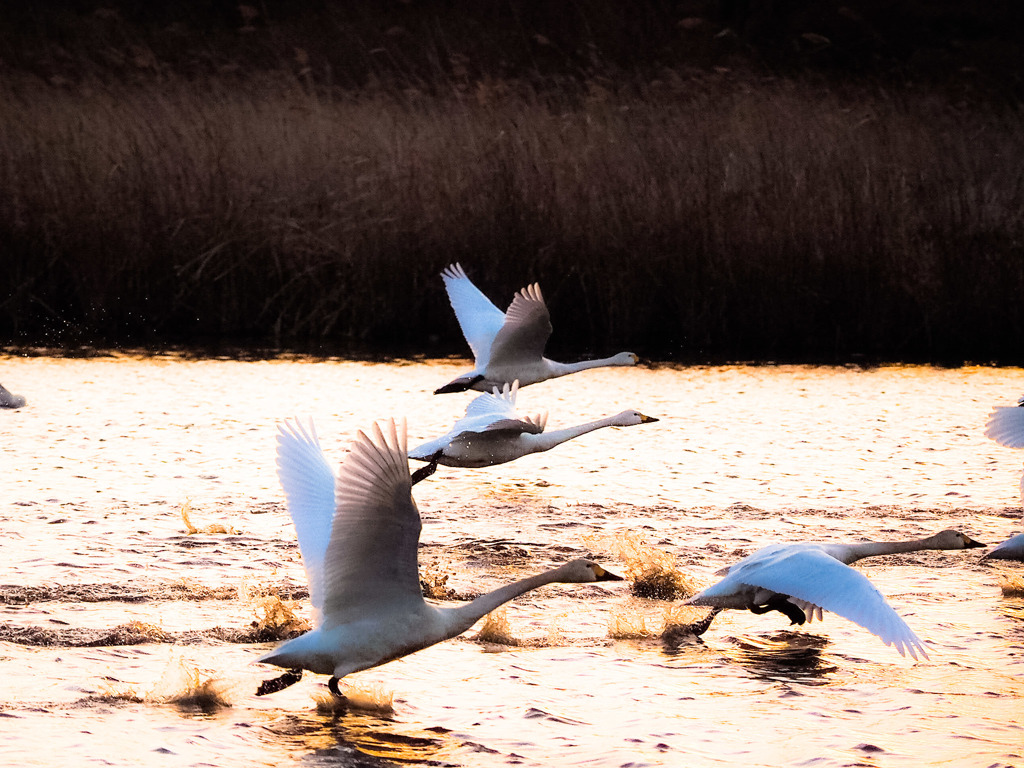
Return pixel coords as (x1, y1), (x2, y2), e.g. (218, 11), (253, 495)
(2, 71), (1022, 360)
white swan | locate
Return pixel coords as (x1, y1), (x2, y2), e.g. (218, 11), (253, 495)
(408, 380), (658, 483)
(0, 383), (26, 409)
(983, 395), (1024, 560)
(676, 529), (985, 659)
(434, 263), (638, 394)
(982, 533), (1024, 562)
(985, 395), (1024, 448)
(256, 417), (623, 697)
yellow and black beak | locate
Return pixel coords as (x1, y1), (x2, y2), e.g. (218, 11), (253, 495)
(593, 564), (625, 581)
(963, 535), (986, 549)
(639, 414), (659, 424)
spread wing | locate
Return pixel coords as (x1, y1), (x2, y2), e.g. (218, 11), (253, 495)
(487, 283), (553, 369)
(708, 546), (928, 659)
(985, 402), (1024, 448)
(275, 419), (337, 622)
(451, 381), (545, 437)
(321, 419), (423, 624)
(441, 263), (506, 369)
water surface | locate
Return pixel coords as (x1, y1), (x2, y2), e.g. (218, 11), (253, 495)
(1, 354), (1022, 767)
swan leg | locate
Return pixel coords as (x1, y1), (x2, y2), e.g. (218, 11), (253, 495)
(411, 451), (443, 485)
(750, 596), (806, 625)
(255, 667), (303, 696)
(327, 676), (347, 699)
(662, 607), (722, 647)
(434, 374), (484, 395)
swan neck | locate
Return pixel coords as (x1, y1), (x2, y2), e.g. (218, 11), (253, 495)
(841, 535), (942, 563)
(549, 355), (627, 376)
(445, 569), (562, 632)
(537, 416), (620, 449)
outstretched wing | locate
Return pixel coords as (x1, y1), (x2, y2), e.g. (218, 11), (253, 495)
(275, 419), (337, 622)
(487, 283), (553, 369)
(321, 419), (423, 624)
(985, 401), (1024, 448)
(734, 547), (928, 659)
(441, 263), (506, 368)
(452, 381), (545, 436)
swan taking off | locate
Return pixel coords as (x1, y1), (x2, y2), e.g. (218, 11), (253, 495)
(434, 263), (638, 394)
(984, 394), (1024, 448)
(408, 380), (658, 483)
(0, 382), (26, 408)
(983, 394), (1024, 558)
(256, 418), (623, 698)
(675, 529), (985, 659)
(982, 533), (1024, 562)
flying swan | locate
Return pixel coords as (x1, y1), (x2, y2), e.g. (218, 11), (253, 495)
(434, 263), (638, 394)
(408, 380), (659, 483)
(255, 417), (623, 697)
(983, 394), (1024, 560)
(671, 529), (985, 659)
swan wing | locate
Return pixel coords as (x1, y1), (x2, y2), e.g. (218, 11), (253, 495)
(985, 404), (1024, 448)
(727, 546), (928, 659)
(321, 419), (423, 624)
(442, 263), (506, 368)
(487, 283), (553, 369)
(275, 419), (337, 621)
(452, 382), (544, 436)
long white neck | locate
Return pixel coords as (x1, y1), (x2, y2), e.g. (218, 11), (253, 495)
(440, 566), (571, 637)
(531, 414), (626, 452)
(547, 354), (634, 377)
(833, 533), (960, 564)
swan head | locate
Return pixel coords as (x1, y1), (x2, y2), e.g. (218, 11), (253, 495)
(557, 559), (624, 583)
(613, 352), (639, 366)
(612, 410), (659, 427)
(928, 529), (986, 550)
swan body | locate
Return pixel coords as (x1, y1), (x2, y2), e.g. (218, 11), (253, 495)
(434, 263), (637, 394)
(983, 532), (1024, 562)
(683, 530), (985, 659)
(408, 381), (657, 479)
(257, 418), (622, 694)
(0, 383), (26, 408)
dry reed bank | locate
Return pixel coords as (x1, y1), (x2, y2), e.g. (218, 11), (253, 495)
(1, 1), (1023, 361)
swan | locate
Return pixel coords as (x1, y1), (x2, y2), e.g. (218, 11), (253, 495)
(982, 533), (1024, 561)
(984, 395), (1024, 448)
(434, 263), (638, 394)
(255, 417), (623, 697)
(408, 380), (658, 483)
(0, 383), (26, 408)
(982, 395), (1024, 561)
(674, 529), (985, 659)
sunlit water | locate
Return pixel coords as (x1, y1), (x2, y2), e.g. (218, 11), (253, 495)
(1, 353), (1023, 767)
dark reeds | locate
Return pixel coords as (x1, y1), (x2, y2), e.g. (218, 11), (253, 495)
(1, 12), (1022, 361)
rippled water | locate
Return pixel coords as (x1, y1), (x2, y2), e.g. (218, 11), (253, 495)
(1, 353), (1023, 767)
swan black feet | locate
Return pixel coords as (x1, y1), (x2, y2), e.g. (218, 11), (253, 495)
(327, 676), (348, 699)
(662, 607), (722, 647)
(411, 451), (443, 485)
(255, 667), (303, 696)
(750, 596), (807, 625)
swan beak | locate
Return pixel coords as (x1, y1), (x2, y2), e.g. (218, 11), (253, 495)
(639, 414), (659, 424)
(593, 565), (624, 582)
(963, 535), (986, 549)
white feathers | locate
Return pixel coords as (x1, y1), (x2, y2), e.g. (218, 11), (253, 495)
(984, 399), (1024, 448)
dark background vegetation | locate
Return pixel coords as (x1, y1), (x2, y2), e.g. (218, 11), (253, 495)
(2, 0), (1022, 362)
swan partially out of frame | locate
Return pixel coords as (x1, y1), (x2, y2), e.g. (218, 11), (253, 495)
(434, 263), (637, 394)
(408, 380), (658, 483)
(255, 418), (623, 697)
(985, 395), (1024, 448)
(0, 382), (26, 408)
(672, 529), (985, 659)
(982, 533), (1024, 562)
(983, 394), (1024, 561)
